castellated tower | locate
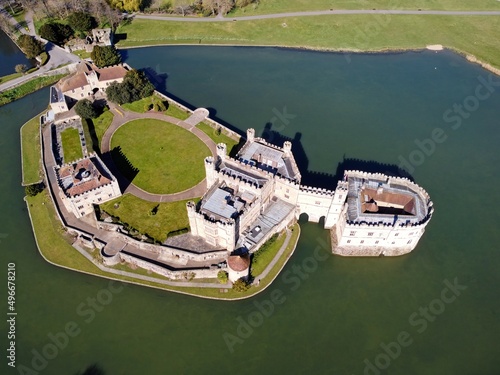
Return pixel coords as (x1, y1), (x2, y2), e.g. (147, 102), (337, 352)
(204, 156), (218, 189)
(186, 201), (199, 237)
(283, 141), (292, 157)
(216, 143), (227, 160)
(247, 128), (255, 142)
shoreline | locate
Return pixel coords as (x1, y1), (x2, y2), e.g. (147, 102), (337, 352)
(118, 43), (500, 77)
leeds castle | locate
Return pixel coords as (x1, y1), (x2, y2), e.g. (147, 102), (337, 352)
(188, 128), (434, 260)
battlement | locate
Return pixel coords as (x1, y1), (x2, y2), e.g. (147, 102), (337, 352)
(299, 185), (335, 197)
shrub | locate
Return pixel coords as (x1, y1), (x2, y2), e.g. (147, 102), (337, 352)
(167, 228), (188, 238)
(106, 69), (154, 105)
(39, 52), (49, 66)
(17, 35), (44, 59)
(217, 270), (228, 284)
(232, 278), (250, 292)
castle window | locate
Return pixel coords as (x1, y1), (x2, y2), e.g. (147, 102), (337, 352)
(98, 198), (102, 202)
(109, 194), (112, 197)
(285, 194), (290, 199)
(395, 233), (399, 237)
(81, 93), (84, 97)
(391, 241), (395, 245)
(78, 205), (84, 209)
(407, 240), (412, 244)
(350, 231), (356, 236)
(315, 201), (321, 205)
(368, 232), (374, 236)
(286, 188), (290, 193)
(347, 240), (351, 244)
(375, 241), (379, 245)
(409, 232), (414, 236)
(360, 240), (364, 244)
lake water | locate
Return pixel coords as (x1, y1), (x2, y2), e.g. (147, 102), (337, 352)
(1, 46), (499, 375)
(0, 30), (33, 76)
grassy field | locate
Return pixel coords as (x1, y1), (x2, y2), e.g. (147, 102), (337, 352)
(122, 94), (191, 120)
(99, 193), (194, 242)
(196, 122), (240, 155)
(229, 0), (500, 15)
(116, 15), (500, 70)
(0, 74), (66, 106)
(20, 114), (43, 185)
(60, 127), (83, 162)
(111, 118), (209, 194)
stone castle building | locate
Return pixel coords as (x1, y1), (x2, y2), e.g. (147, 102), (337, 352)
(187, 129), (434, 256)
(50, 61), (129, 114)
(54, 153), (121, 218)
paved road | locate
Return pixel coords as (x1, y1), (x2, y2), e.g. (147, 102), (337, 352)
(135, 9), (500, 22)
(0, 6), (80, 92)
(101, 104), (217, 202)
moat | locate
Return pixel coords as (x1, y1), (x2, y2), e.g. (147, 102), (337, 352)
(2, 46), (500, 374)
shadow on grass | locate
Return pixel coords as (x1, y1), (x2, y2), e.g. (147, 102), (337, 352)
(75, 363), (105, 375)
(101, 146), (139, 191)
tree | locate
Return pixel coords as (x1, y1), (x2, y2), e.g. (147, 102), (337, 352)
(17, 35), (44, 58)
(25, 182), (45, 197)
(67, 12), (96, 33)
(217, 270), (228, 284)
(75, 99), (99, 119)
(105, 69), (154, 105)
(15, 64), (27, 74)
(39, 22), (73, 45)
(90, 45), (121, 68)
(109, 0), (144, 12)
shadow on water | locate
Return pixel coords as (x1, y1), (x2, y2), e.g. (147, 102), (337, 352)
(257, 123), (414, 189)
(75, 363), (105, 375)
(102, 146), (139, 191)
(142, 67), (167, 93)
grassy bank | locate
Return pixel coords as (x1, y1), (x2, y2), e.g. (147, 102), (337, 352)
(196, 122), (240, 154)
(26, 188), (302, 299)
(116, 15), (500, 70)
(20, 114), (43, 185)
(0, 74), (66, 106)
(0, 72), (23, 84)
(229, 0), (500, 16)
(122, 94), (191, 120)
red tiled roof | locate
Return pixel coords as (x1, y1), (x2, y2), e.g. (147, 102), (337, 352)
(228, 254), (250, 272)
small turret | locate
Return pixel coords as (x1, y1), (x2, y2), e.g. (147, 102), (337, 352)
(283, 141), (292, 156)
(217, 143), (227, 160)
(247, 128), (255, 143)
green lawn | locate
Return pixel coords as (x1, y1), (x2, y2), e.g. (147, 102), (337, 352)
(73, 50), (91, 59)
(0, 74), (66, 107)
(116, 15), (500, 70)
(99, 193), (194, 242)
(20, 114), (43, 185)
(111, 118), (210, 194)
(250, 232), (287, 278)
(60, 127), (83, 162)
(122, 94), (191, 120)
(93, 110), (114, 148)
(196, 122), (240, 155)
(229, 0), (500, 16)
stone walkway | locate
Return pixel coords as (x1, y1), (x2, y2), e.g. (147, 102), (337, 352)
(101, 104), (217, 202)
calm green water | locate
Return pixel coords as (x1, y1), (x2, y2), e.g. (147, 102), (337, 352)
(2, 47), (500, 375)
(0, 30), (33, 76)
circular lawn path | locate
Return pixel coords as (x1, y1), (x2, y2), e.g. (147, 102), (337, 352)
(110, 118), (210, 194)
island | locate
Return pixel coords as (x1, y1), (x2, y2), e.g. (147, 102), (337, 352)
(21, 59), (434, 299)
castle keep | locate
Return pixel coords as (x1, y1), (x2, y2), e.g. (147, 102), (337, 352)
(187, 129), (434, 256)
